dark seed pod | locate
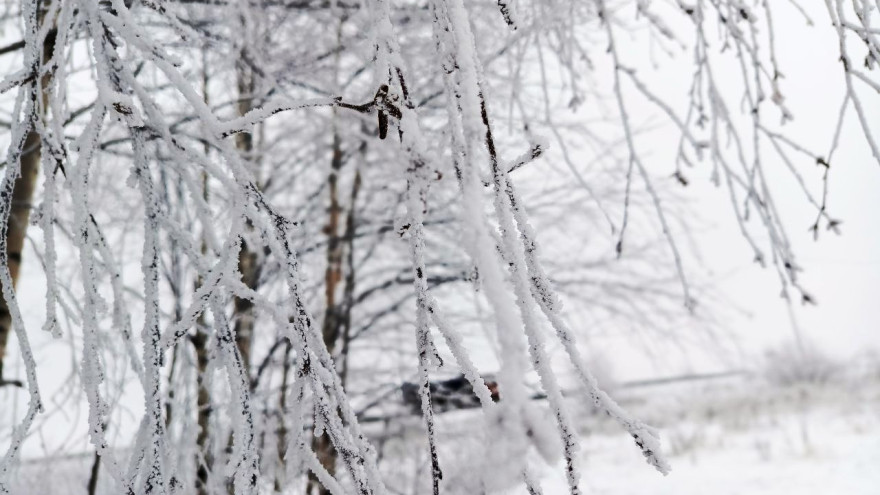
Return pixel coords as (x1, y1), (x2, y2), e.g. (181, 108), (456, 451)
(378, 110), (388, 140)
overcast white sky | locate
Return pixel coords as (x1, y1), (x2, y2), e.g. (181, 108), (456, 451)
(693, 14), (879, 361)
(568, 5), (880, 381)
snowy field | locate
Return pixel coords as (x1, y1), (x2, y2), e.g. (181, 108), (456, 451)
(396, 366), (880, 495)
(532, 376), (880, 495)
(8, 369), (880, 494)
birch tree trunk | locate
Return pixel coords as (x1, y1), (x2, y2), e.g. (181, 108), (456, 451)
(233, 54), (258, 373)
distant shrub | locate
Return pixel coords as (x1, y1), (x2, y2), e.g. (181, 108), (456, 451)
(762, 341), (840, 386)
(852, 350), (880, 380)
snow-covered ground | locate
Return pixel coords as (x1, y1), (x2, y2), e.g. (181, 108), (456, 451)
(9, 371), (880, 494)
(531, 375), (880, 495)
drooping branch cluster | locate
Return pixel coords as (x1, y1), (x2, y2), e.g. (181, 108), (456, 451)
(0, 0), (876, 494)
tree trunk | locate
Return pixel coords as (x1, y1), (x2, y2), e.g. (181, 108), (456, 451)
(192, 45), (262, 495)
(224, 46), (260, 495)
(273, 340), (293, 493)
(0, 12), (55, 387)
(307, 130), (345, 495)
(193, 328), (213, 495)
(193, 47), (214, 495)
(233, 52), (258, 373)
(307, 122), (364, 495)
(338, 167), (361, 385)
